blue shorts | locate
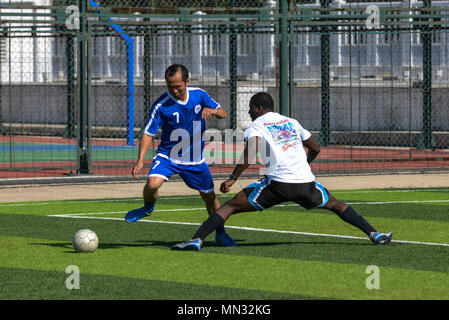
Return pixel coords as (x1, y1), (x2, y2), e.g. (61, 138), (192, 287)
(148, 155), (214, 193)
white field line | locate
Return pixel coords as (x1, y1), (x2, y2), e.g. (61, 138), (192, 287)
(332, 188), (449, 194)
(2, 188), (449, 207)
(41, 199), (449, 217)
(0, 196), (227, 207)
(54, 208), (206, 216)
(3, 197), (449, 208)
(48, 212), (449, 248)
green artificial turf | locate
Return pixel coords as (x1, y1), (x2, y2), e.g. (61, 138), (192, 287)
(1, 188), (449, 300)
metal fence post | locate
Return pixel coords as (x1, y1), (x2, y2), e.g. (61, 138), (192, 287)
(229, 2), (237, 130)
(63, 31), (76, 139)
(318, 0), (332, 146)
(142, 23), (153, 137)
(288, 0), (294, 118)
(77, 0), (91, 174)
(417, 0), (435, 149)
(62, 0), (75, 139)
(0, 29), (3, 135)
(279, 0), (289, 116)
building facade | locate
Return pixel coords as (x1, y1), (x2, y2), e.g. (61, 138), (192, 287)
(1, 0), (448, 84)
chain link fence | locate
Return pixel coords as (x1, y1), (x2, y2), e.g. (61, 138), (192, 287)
(1, 0), (448, 184)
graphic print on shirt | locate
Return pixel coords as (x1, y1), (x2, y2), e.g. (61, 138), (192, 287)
(263, 119), (299, 151)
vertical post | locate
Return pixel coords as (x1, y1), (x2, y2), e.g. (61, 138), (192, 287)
(127, 39), (135, 146)
(279, 0), (289, 116)
(318, 0), (331, 146)
(90, 0), (134, 145)
(0, 28), (3, 134)
(77, 0), (90, 174)
(63, 0), (75, 138)
(417, 0), (434, 149)
(63, 32), (75, 138)
(288, 0), (294, 117)
(229, 0), (237, 130)
(142, 23), (153, 135)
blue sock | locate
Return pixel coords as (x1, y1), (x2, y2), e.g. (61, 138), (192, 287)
(144, 201), (155, 212)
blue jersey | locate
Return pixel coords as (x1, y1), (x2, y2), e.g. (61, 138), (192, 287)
(143, 87), (220, 164)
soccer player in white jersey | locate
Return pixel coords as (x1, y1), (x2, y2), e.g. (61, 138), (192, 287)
(173, 92), (392, 251)
(126, 64), (236, 246)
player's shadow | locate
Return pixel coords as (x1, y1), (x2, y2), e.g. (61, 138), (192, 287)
(228, 241), (373, 247)
(135, 239), (184, 248)
(32, 238), (373, 253)
(136, 239), (373, 249)
(31, 241), (157, 253)
(135, 239), (250, 249)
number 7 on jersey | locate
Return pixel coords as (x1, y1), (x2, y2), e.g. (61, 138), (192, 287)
(173, 112), (180, 124)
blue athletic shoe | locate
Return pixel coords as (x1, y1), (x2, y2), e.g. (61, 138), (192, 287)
(215, 232), (237, 247)
(125, 206), (152, 223)
(370, 232), (393, 245)
(171, 238), (202, 251)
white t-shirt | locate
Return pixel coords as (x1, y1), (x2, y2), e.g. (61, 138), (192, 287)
(244, 112), (316, 183)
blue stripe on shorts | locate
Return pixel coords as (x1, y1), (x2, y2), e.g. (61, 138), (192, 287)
(314, 180), (329, 208)
(246, 177), (271, 211)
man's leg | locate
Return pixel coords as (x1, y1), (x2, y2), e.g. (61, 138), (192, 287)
(199, 191), (237, 246)
(143, 176), (165, 210)
(199, 190), (221, 217)
(324, 192), (376, 235)
(172, 190), (255, 250)
(323, 192), (392, 244)
(127, 155), (175, 223)
(125, 176), (165, 223)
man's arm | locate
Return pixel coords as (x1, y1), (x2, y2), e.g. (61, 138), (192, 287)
(220, 136), (259, 193)
(303, 136), (321, 164)
(132, 133), (153, 179)
(202, 106), (227, 120)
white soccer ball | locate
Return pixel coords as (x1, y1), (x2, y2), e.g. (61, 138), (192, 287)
(72, 229), (99, 253)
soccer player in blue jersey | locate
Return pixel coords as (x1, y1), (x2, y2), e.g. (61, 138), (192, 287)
(125, 64), (236, 246)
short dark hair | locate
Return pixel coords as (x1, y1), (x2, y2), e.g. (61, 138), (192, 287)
(250, 92), (274, 111)
(165, 64), (189, 82)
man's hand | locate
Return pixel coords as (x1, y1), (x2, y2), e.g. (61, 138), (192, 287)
(202, 107), (227, 120)
(220, 179), (236, 193)
(202, 107), (217, 120)
(132, 161), (144, 179)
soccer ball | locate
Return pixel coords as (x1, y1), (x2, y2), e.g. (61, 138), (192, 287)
(72, 229), (99, 253)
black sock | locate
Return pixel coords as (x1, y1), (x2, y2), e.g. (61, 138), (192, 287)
(193, 213), (225, 240)
(215, 225), (225, 235)
(338, 206), (376, 236)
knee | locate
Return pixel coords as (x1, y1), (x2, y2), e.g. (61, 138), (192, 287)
(146, 179), (164, 191)
(224, 194), (249, 214)
(325, 199), (348, 213)
(201, 192), (219, 206)
(216, 202), (238, 217)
